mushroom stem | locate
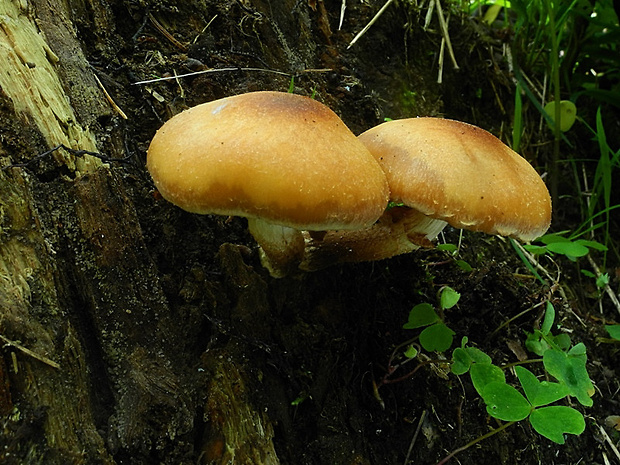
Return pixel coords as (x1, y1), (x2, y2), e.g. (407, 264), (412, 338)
(299, 207), (448, 271)
(247, 218), (305, 278)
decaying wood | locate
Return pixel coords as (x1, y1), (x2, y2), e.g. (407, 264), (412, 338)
(0, 0), (335, 461)
(0, 0), (269, 462)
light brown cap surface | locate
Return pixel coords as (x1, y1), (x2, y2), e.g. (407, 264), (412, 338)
(358, 118), (551, 241)
(147, 91), (389, 230)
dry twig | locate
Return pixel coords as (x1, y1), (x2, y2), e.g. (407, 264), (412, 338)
(149, 13), (188, 51)
(132, 67), (331, 85)
(93, 74), (128, 120)
(347, 0), (394, 49)
(0, 333), (60, 369)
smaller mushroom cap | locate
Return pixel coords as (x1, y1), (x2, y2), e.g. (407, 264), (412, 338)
(358, 118), (551, 241)
(147, 91), (389, 231)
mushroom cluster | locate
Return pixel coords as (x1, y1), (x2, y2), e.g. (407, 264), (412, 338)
(147, 91), (551, 277)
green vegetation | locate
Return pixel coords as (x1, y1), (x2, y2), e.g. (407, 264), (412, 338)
(436, 242), (473, 272)
(469, 0), (620, 265)
(403, 287), (459, 353)
(513, 231), (610, 291)
(445, 301), (594, 461)
(523, 232), (607, 261)
(364, 2), (616, 460)
(606, 325), (620, 341)
(390, 290), (594, 463)
(373, 1), (617, 462)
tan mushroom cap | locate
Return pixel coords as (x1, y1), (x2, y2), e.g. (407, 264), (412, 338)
(358, 118), (551, 241)
(147, 91), (389, 230)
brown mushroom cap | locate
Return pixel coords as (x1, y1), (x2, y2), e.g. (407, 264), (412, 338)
(358, 118), (551, 241)
(147, 91), (389, 231)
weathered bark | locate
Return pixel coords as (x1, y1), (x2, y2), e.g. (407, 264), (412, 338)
(2, 0), (201, 462)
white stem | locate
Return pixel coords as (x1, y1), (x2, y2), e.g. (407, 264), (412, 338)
(246, 218), (305, 278)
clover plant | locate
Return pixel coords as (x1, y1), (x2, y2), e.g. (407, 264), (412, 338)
(452, 302), (593, 444)
(403, 286), (459, 352)
(401, 295), (595, 463)
(523, 233), (607, 262)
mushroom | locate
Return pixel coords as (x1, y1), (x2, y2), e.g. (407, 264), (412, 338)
(146, 91), (389, 277)
(300, 117), (551, 270)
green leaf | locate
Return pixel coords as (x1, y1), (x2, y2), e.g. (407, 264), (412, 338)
(568, 342), (587, 359)
(515, 366), (569, 407)
(451, 348), (472, 375)
(553, 333), (572, 351)
(596, 273), (610, 288)
(471, 363), (505, 396)
(451, 346), (493, 376)
(543, 100), (577, 132)
(538, 233), (570, 245)
(522, 245), (548, 255)
(574, 239), (608, 252)
(440, 287), (461, 310)
(581, 269), (596, 279)
(482, 382), (532, 421)
(437, 243), (457, 253)
(525, 330), (548, 356)
(482, 2), (502, 24)
(291, 392), (308, 406)
(529, 406), (585, 444)
(606, 325), (620, 341)
(403, 303), (439, 329)
(543, 348), (594, 407)
(545, 241), (590, 258)
(419, 323), (455, 352)
(541, 301), (555, 336)
(466, 347), (493, 365)
(404, 345), (418, 359)
(455, 259), (473, 272)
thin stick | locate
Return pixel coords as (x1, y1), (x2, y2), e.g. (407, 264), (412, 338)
(488, 300), (547, 339)
(132, 67), (332, 85)
(149, 13), (188, 51)
(93, 74), (128, 120)
(3, 144), (133, 170)
(347, 0), (394, 49)
(339, 0), (346, 30)
(437, 36), (445, 84)
(194, 15), (218, 44)
(173, 70), (185, 99)
(512, 239), (552, 282)
(424, 0), (435, 29)
(598, 424), (620, 462)
(404, 410), (427, 464)
(434, 0), (459, 69)
(0, 334), (60, 369)
(436, 421), (516, 465)
(512, 239), (586, 327)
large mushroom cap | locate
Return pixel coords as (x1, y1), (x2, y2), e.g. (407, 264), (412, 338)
(147, 91), (389, 231)
(358, 117), (551, 241)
